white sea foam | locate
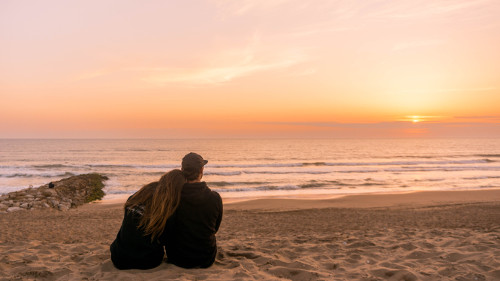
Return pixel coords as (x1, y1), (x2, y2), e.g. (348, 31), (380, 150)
(0, 171), (76, 178)
(243, 170), (331, 175)
(1, 139), (499, 198)
(204, 171), (242, 176)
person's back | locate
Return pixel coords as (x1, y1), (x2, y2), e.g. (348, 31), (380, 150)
(165, 181), (222, 268)
(165, 152), (223, 268)
(110, 170), (185, 270)
(110, 194), (165, 269)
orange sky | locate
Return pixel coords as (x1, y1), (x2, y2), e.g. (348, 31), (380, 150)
(1, 0), (499, 138)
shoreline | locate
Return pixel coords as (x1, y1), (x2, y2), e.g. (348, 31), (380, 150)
(97, 188), (500, 210)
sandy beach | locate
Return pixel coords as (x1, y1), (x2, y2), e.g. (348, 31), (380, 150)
(1, 189), (500, 280)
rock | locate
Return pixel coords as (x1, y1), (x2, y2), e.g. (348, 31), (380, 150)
(7, 207), (23, 212)
(58, 203), (70, 211)
(49, 199), (59, 207)
(42, 190), (56, 197)
(32, 201), (42, 208)
(19, 203), (30, 209)
(1, 173), (107, 212)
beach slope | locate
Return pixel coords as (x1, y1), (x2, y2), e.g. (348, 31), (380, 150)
(1, 189), (499, 280)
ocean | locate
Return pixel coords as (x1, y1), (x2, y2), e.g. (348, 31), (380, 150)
(1, 139), (499, 200)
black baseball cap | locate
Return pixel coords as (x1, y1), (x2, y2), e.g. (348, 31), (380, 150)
(181, 152), (208, 170)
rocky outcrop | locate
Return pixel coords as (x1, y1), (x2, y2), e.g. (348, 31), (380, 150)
(0, 173), (108, 213)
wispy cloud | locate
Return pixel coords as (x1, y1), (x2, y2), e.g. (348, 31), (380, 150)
(214, 0), (494, 19)
(454, 116), (500, 121)
(75, 69), (114, 81)
(262, 120), (500, 129)
(213, 0), (290, 17)
(455, 115), (499, 119)
(214, 0), (499, 43)
(291, 68), (317, 77)
(142, 34), (309, 86)
(371, 0), (495, 20)
(401, 87), (496, 94)
(142, 54), (305, 85)
(75, 32), (310, 86)
(392, 39), (444, 51)
(262, 121), (417, 129)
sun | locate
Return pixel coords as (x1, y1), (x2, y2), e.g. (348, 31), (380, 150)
(412, 116), (420, 123)
(399, 115), (424, 123)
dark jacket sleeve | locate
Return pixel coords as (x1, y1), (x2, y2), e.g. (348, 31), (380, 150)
(214, 192), (223, 232)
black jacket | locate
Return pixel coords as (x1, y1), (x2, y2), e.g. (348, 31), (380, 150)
(110, 205), (165, 270)
(164, 181), (223, 268)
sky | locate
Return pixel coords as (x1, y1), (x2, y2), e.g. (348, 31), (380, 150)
(1, 0), (499, 138)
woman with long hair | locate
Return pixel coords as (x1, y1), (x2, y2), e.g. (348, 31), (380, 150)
(110, 169), (185, 270)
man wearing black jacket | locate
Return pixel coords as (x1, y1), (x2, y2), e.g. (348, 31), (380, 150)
(164, 152), (223, 268)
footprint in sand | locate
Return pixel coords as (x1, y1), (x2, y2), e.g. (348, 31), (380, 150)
(371, 268), (418, 281)
(267, 266), (320, 280)
(225, 251), (261, 259)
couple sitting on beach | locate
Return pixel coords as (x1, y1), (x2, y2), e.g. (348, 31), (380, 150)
(110, 152), (223, 270)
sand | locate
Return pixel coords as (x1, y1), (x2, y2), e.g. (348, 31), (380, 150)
(1, 189), (499, 281)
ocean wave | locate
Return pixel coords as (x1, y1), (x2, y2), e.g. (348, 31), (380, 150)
(0, 172), (76, 178)
(208, 159), (493, 169)
(462, 176), (500, 180)
(243, 170), (331, 175)
(33, 164), (75, 169)
(213, 187), (254, 192)
(338, 170), (378, 173)
(301, 162), (327, 166)
(361, 182), (385, 186)
(142, 171), (170, 176)
(113, 148), (150, 152)
(209, 163), (303, 168)
(0, 186), (32, 194)
(204, 171), (242, 176)
(211, 180), (356, 190)
(413, 178), (445, 182)
(102, 189), (134, 195)
(86, 163), (178, 169)
(214, 184), (301, 192)
(476, 154), (500, 158)
(326, 159), (493, 166)
(299, 183), (328, 188)
(19, 158), (495, 174)
(214, 183), (346, 193)
(208, 181), (267, 187)
(257, 185), (301, 191)
(391, 155), (439, 159)
(385, 166), (500, 172)
(325, 180), (350, 186)
(5, 163), (178, 171)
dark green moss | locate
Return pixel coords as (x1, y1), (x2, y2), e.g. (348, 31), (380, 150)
(84, 173), (108, 203)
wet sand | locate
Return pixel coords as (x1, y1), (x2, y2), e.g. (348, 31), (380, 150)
(1, 189), (500, 280)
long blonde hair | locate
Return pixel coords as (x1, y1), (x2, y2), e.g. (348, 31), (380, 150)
(125, 169), (185, 241)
